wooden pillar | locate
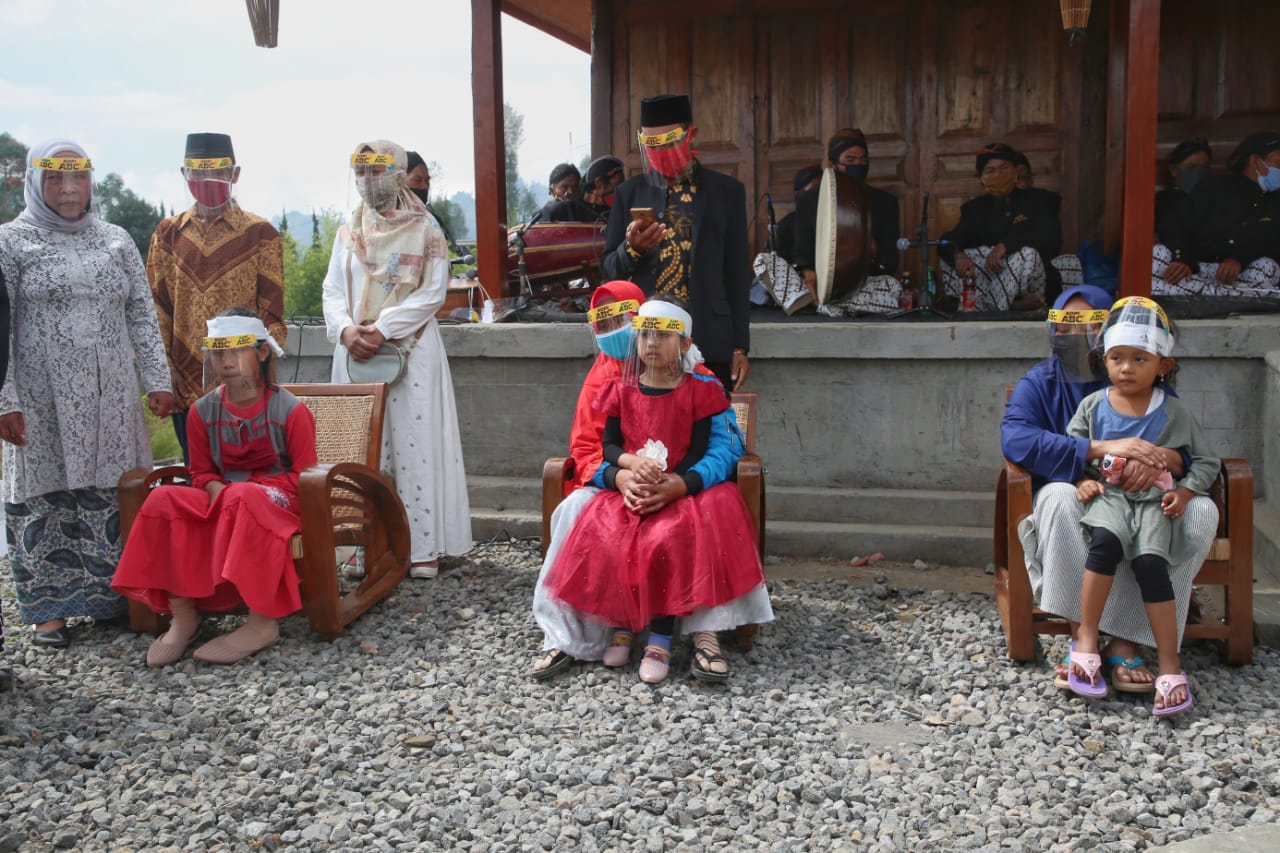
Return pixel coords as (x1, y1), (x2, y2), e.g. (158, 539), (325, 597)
(472, 0), (509, 298)
(1118, 0), (1160, 297)
(590, 0), (613, 159)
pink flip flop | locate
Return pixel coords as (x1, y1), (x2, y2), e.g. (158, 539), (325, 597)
(1153, 671), (1194, 717)
(1067, 640), (1108, 699)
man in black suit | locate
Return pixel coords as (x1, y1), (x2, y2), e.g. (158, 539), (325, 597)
(601, 93), (750, 391)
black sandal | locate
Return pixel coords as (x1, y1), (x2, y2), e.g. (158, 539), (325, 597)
(531, 649), (573, 680)
(690, 632), (730, 683)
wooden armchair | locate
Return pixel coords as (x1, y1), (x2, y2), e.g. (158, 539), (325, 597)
(541, 391), (767, 649)
(994, 455), (1254, 666)
(118, 382), (410, 641)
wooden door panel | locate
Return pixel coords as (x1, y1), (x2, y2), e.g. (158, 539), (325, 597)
(937, 0), (999, 138)
(767, 24), (824, 148)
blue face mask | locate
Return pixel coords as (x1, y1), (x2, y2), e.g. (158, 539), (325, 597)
(840, 163), (870, 182)
(595, 324), (634, 360)
(1258, 162), (1280, 193)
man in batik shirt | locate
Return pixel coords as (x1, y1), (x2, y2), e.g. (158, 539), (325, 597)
(147, 132), (286, 462)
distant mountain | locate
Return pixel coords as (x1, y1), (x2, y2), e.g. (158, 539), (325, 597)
(450, 192), (475, 240)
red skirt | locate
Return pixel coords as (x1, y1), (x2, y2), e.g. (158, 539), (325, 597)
(547, 482), (764, 631)
(111, 483), (302, 619)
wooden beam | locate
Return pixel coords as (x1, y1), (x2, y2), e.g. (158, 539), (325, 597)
(589, 0), (613, 159)
(1118, 0), (1160, 297)
(472, 0), (510, 298)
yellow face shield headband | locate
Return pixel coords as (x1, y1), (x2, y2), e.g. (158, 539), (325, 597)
(203, 334), (259, 351)
(633, 316), (686, 334)
(184, 157), (233, 170)
(1109, 296), (1170, 329)
(1047, 309), (1109, 325)
(636, 127), (686, 148)
(587, 300), (640, 324)
(351, 153), (395, 167)
(34, 157), (93, 171)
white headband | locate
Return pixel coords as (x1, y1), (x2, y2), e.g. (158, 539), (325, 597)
(637, 300), (693, 337)
(205, 315), (285, 357)
(1104, 323), (1173, 357)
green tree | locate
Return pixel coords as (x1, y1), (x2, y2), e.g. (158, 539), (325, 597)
(1, 132), (29, 225)
(430, 196), (466, 244)
(504, 101), (529, 228)
(284, 210), (342, 318)
(94, 173), (162, 261)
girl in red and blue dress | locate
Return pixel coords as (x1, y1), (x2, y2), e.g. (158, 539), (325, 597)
(112, 308), (317, 666)
(547, 299), (771, 684)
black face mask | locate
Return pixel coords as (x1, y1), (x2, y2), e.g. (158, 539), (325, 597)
(1176, 166), (1209, 194)
(839, 163), (870, 182)
(1050, 334), (1103, 383)
(410, 187), (430, 206)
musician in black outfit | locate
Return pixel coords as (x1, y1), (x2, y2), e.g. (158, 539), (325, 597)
(601, 93), (751, 391)
(774, 164), (821, 264)
(1153, 131), (1280, 297)
(792, 128), (901, 288)
(581, 156), (626, 223)
(1152, 138), (1212, 285)
(1012, 149), (1082, 289)
(939, 142), (1063, 310)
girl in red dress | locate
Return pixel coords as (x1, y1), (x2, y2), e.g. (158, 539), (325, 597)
(547, 299), (768, 683)
(112, 308), (317, 666)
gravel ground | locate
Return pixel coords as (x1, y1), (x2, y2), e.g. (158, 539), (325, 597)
(1, 542), (1278, 852)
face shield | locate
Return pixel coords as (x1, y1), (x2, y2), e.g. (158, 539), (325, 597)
(34, 155), (94, 221)
(586, 298), (640, 360)
(1046, 305), (1108, 382)
(202, 314), (284, 403)
(351, 151), (404, 210)
(183, 156), (236, 211)
(621, 305), (704, 389)
(1098, 296), (1175, 358)
(637, 125), (695, 188)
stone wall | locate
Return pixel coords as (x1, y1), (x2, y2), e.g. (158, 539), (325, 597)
(284, 317), (1280, 494)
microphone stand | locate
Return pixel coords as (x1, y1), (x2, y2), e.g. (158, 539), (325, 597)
(888, 192), (952, 320)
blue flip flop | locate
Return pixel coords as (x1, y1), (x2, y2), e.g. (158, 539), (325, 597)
(1153, 671), (1194, 717)
(1106, 655), (1156, 694)
(1067, 640), (1109, 699)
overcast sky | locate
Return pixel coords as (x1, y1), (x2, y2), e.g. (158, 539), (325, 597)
(0, 0), (591, 216)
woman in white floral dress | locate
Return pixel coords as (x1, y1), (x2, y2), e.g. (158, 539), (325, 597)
(0, 138), (173, 648)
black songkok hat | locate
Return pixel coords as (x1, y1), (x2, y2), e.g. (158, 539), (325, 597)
(827, 128), (868, 163)
(1012, 150), (1031, 171)
(185, 132), (235, 163)
(1227, 131), (1280, 173)
(1168, 137), (1211, 168)
(640, 94), (693, 128)
(975, 142), (1018, 175)
(548, 162), (581, 190)
(585, 155), (624, 187)
(792, 164), (823, 192)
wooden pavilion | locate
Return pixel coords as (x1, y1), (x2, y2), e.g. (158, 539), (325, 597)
(472, 0), (1280, 300)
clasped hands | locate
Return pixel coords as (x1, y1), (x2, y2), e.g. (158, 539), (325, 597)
(342, 324), (387, 362)
(615, 464), (687, 517)
(1075, 437), (1189, 518)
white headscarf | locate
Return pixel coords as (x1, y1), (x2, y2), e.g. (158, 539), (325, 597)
(18, 137), (95, 234)
(205, 315), (285, 357)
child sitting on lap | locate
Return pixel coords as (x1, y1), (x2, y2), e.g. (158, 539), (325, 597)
(1065, 296), (1219, 716)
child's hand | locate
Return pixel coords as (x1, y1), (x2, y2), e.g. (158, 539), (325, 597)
(1076, 479), (1104, 503)
(1162, 487), (1192, 518)
(622, 453), (664, 484)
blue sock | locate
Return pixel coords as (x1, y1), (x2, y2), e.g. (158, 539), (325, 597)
(647, 632), (672, 651)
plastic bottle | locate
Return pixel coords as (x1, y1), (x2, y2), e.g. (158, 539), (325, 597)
(961, 273), (977, 312)
(898, 272), (914, 310)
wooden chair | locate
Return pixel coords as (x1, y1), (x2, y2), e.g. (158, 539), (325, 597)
(541, 390), (767, 649)
(117, 382), (410, 641)
(993, 388), (1254, 665)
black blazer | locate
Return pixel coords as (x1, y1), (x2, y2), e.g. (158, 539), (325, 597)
(1187, 173), (1280, 269)
(601, 167), (750, 364)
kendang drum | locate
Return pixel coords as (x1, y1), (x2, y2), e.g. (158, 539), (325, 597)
(507, 221), (607, 297)
(814, 166), (872, 305)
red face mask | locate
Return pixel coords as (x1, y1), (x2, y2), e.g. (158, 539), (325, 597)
(188, 179), (232, 209)
(644, 140), (694, 180)
(603, 190), (615, 209)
